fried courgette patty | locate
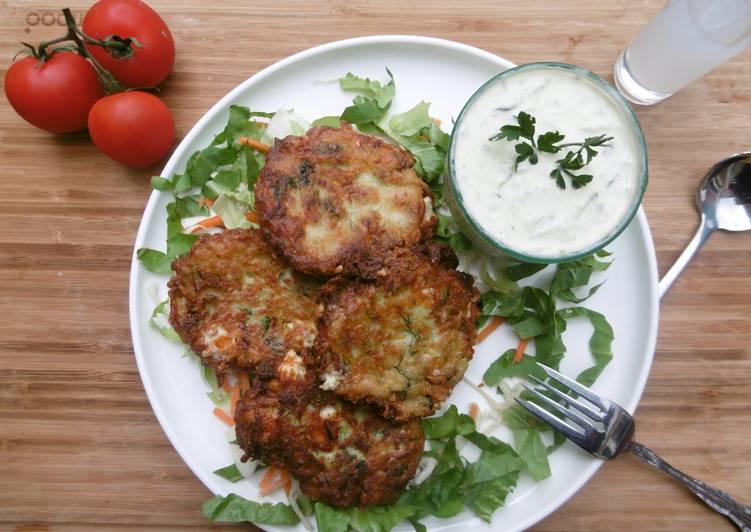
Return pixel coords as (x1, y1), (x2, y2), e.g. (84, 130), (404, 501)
(235, 361), (424, 508)
(168, 228), (320, 379)
(255, 124), (436, 277)
(314, 244), (480, 420)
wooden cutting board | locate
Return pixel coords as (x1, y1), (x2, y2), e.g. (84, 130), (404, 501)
(1, 1), (749, 530)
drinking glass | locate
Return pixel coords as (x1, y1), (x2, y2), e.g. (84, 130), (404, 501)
(614, 0), (751, 105)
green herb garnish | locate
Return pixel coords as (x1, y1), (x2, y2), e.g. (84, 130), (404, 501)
(490, 110), (613, 189)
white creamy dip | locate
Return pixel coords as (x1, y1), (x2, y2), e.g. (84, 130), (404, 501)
(452, 66), (644, 259)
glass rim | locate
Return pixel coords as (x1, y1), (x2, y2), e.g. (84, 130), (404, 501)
(447, 61), (650, 263)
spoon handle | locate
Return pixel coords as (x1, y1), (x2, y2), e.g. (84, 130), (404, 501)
(658, 214), (714, 299)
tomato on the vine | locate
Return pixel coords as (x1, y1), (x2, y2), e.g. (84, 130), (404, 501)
(88, 91), (174, 168)
(4, 51), (103, 133)
(83, 0), (175, 87)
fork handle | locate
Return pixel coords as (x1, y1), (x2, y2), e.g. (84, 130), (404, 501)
(628, 441), (751, 531)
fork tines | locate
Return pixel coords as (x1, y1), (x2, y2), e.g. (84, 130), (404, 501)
(515, 363), (609, 446)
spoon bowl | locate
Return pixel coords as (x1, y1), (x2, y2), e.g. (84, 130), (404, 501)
(659, 152), (751, 298)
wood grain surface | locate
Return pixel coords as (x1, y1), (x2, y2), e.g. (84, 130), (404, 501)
(1, 1), (749, 530)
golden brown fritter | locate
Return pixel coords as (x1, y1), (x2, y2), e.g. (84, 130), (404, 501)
(235, 357), (424, 508)
(314, 244), (480, 421)
(255, 124), (436, 277)
(168, 228), (321, 379)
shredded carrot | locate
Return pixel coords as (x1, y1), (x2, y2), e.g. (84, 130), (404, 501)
(281, 470), (292, 495)
(230, 384), (240, 417)
(433, 117), (442, 126)
(259, 466), (293, 496)
(238, 136), (271, 154)
(190, 215), (224, 233)
(189, 211), (259, 234)
(213, 407), (235, 426)
(198, 197), (215, 209)
(238, 371), (250, 392)
(221, 379), (232, 393)
(468, 402), (479, 420)
(476, 316), (505, 344)
(513, 338), (529, 364)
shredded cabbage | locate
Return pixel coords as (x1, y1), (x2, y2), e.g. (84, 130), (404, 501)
(262, 109), (311, 144)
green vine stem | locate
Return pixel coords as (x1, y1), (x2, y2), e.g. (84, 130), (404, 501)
(31, 8), (127, 95)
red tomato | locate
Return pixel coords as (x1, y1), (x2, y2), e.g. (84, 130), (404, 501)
(83, 0), (175, 87)
(4, 52), (103, 133)
(88, 91), (174, 168)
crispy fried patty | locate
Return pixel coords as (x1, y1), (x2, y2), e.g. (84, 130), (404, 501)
(255, 124), (436, 277)
(168, 228), (320, 379)
(235, 359), (424, 507)
(314, 244), (480, 421)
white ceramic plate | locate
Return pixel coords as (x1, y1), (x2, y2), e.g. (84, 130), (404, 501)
(129, 36), (659, 532)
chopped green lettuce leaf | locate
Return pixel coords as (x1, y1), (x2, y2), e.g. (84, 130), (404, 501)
(212, 194), (252, 229)
(338, 70), (395, 127)
(482, 349), (547, 385)
(511, 427), (551, 481)
(148, 300), (180, 342)
(556, 306), (614, 386)
(136, 248), (172, 274)
(213, 463), (243, 482)
(202, 365), (230, 408)
(389, 101), (432, 137)
(339, 70), (395, 108)
(422, 405), (475, 439)
(201, 493), (299, 525)
(551, 251), (612, 303)
(465, 473), (520, 522)
(313, 502), (415, 532)
(312, 115), (343, 127)
(481, 291), (524, 319)
(224, 105), (274, 146)
(262, 109), (311, 144)
(506, 262), (548, 281)
(502, 406), (554, 480)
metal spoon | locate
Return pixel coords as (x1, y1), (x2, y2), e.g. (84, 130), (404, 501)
(659, 152), (751, 298)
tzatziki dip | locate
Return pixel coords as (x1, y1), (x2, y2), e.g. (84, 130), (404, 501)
(449, 63), (647, 261)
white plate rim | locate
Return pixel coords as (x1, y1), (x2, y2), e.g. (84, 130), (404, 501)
(128, 35), (660, 531)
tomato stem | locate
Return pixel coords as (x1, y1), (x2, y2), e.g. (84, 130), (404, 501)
(37, 35), (74, 58)
(73, 27), (142, 59)
(60, 8), (124, 95)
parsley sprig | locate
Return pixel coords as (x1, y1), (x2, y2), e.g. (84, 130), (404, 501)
(489, 111), (613, 189)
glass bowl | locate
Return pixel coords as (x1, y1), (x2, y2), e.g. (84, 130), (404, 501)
(445, 61), (649, 263)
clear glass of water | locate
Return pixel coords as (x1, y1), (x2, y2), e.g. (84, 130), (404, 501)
(614, 0), (751, 105)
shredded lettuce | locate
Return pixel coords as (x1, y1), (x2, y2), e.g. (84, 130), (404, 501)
(312, 115), (343, 128)
(148, 300), (180, 342)
(482, 349), (547, 385)
(557, 306), (614, 386)
(202, 365), (230, 408)
(398, 411), (523, 524)
(262, 109), (312, 144)
(202, 493), (300, 526)
(138, 105), (271, 274)
(386, 101), (449, 182)
(339, 70), (395, 108)
(502, 407), (555, 480)
(422, 405), (474, 439)
(212, 193), (252, 229)
(213, 463), (243, 482)
(314, 502), (415, 532)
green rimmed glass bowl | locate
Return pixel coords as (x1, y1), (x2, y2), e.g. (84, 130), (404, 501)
(445, 61), (649, 263)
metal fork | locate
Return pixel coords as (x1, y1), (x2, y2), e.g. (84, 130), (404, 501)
(516, 363), (751, 531)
